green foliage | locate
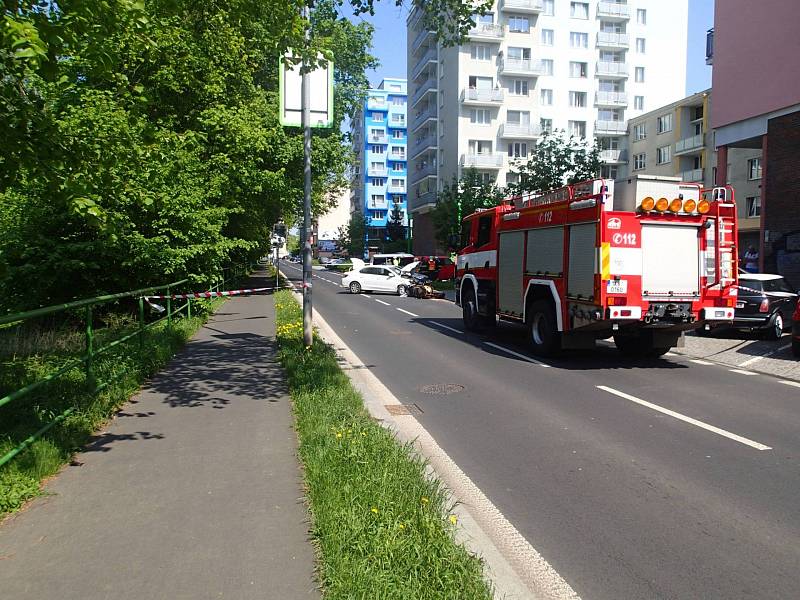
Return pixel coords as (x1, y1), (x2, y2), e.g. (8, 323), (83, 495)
(508, 130), (603, 196)
(385, 202), (406, 243)
(337, 212), (369, 258)
(274, 290), (493, 599)
(431, 169), (506, 251)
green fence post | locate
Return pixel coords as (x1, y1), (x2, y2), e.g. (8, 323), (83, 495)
(85, 305), (95, 391)
(166, 285), (172, 327)
(138, 297), (145, 355)
(187, 297), (192, 318)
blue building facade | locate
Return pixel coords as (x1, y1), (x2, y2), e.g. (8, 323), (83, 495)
(353, 78), (408, 251)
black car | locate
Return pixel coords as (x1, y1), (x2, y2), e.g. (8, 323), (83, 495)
(792, 302), (800, 357)
(733, 274), (798, 340)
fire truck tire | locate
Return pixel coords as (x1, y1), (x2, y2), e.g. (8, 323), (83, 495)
(463, 297), (481, 331)
(527, 301), (559, 356)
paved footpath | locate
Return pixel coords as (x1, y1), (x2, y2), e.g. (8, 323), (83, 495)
(0, 268), (318, 600)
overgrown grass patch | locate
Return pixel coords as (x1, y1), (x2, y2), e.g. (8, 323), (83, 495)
(274, 290), (493, 599)
(0, 300), (223, 515)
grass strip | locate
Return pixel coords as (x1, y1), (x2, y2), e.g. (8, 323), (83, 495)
(0, 299), (224, 516)
(274, 289), (493, 599)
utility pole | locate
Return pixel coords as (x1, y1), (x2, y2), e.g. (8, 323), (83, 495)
(301, 4), (313, 348)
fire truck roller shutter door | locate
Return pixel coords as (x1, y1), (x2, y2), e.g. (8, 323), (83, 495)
(568, 223), (598, 299)
(498, 232), (525, 316)
(526, 227), (564, 276)
(641, 224), (700, 297)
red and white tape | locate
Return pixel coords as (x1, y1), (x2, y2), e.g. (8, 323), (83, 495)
(145, 285), (290, 300)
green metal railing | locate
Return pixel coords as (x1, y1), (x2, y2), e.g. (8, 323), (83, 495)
(0, 262), (258, 469)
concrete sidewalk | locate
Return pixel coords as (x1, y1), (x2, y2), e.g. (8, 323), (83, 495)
(0, 268), (318, 600)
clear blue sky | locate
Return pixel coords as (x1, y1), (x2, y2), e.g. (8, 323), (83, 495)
(350, 0), (714, 96)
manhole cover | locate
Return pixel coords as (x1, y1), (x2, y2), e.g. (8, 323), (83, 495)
(419, 383), (465, 395)
(385, 404), (424, 415)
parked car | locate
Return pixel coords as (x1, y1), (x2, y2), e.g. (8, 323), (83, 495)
(731, 274), (798, 340)
(342, 265), (409, 295)
(792, 302), (800, 357)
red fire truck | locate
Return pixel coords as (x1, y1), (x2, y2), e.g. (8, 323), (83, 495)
(455, 175), (738, 357)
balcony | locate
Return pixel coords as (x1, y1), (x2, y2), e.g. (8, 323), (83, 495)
(594, 120), (628, 134)
(675, 133), (704, 155)
(499, 57), (545, 77)
(461, 153), (504, 169)
(411, 28), (434, 53)
(411, 104), (437, 132)
(367, 97), (388, 111)
(411, 47), (437, 80)
(705, 28), (714, 65)
(410, 190), (437, 211)
(681, 168), (704, 183)
(460, 87), (504, 106)
(367, 196), (388, 210)
(389, 152), (407, 162)
(368, 132), (388, 144)
(500, 0), (544, 13)
(597, 32), (629, 49)
(597, 1), (630, 20)
(388, 183), (407, 194)
(468, 23), (504, 42)
(367, 165), (388, 177)
(599, 149), (625, 163)
(411, 79), (437, 107)
(414, 162), (438, 179)
(595, 91), (628, 107)
(499, 122), (542, 139)
(595, 61), (629, 78)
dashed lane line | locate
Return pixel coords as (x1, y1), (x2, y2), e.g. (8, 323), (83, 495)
(375, 299), (391, 306)
(430, 321), (464, 335)
(484, 342), (552, 368)
(596, 385), (772, 451)
(396, 307), (419, 317)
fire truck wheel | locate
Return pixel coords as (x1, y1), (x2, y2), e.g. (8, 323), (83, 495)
(527, 301), (559, 356)
(462, 297), (481, 331)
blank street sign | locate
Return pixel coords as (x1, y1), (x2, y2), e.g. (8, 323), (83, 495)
(279, 53), (334, 128)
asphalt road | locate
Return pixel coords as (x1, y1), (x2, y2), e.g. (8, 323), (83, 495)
(283, 262), (800, 600)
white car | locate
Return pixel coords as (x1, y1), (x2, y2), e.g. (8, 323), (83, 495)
(342, 265), (409, 295)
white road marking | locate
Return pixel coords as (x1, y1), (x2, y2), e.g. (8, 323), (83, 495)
(375, 299), (390, 306)
(738, 343), (791, 367)
(359, 294), (371, 299)
(780, 380), (800, 389)
(690, 359), (714, 365)
(728, 369), (757, 375)
(596, 385), (772, 451)
(665, 352), (676, 357)
(396, 308), (419, 317)
(430, 321), (464, 335)
(484, 342), (552, 368)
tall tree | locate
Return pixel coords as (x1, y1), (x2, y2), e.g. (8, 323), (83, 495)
(508, 130), (603, 196)
(385, 202), (406, 242)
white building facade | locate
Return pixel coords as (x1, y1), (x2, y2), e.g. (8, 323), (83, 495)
(407, 0), (688, 253)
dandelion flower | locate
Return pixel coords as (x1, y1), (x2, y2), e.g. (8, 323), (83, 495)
(449, 515), (458, 525)
(421, 497), (429, 505)
(371, 507), (379, 514)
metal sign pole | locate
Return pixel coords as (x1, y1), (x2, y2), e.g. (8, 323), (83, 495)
(301, 6), (313, 348)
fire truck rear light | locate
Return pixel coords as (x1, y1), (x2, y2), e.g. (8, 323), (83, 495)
(668, 198), (682, 212)
(620, 309), (632, 317)
(640, 196), (655, 211)
(697, 199), (711, 214)
(655, 197), (669, 211)
(683, 199), (697, 213)
(608, 297), (615, 305)
(612, 310), (619, 317)
(759, 298), (769, 313)
(727, 298), (735, 307)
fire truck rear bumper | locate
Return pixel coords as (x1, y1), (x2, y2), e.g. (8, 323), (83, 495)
(701, 307), (735, 320)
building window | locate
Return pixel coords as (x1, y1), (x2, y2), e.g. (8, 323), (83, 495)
(746, 195), (761, 217)
(634, 96), (644, 110)
(570, 2), (589, 19)
(540, 88), (553, 105)
(601, 165), (618, 179)
(391, 113), (405, 124)
(371, 178), (386, 186)
(372, 112), (384, 121)
(471, 44), (491, 61)
(370, 161), (383, 171)
(506, 172), (520, 185)
(569, 61), (588, 78)
(392, 96), (405, 105)
(509, 79), (529, 96)
(748, 157), (762, 180)
(439, 90), (445, 107)
(470, 108), (491, 124)
(507, 110), (530, 125)
(569, 91), (587, 107)
(635, 67), (645, 82)
(568, 120), (586, 137)
(390, 146), (406, 158)
(633, 153), (646, 170)
(508, 142), (528, 159)
(508, 16), (530, 33)
(633, 123), (646, 141)
(540, 118), (553, 133)
(656, 145), (671, 164)
(637, 8), (646, 24)
(657, 113), (673, 134)
(371, 145), (384, 154)
(570, 31), (588, 48)
(391, 178), (405, 190)
(371, 194), (385, 204)
(543, 0), (554, 15)
(541, 29), (554, 45)
(393, 130), (404, 139)
(393, 162), (403, 171)
(636, 38), (646, 53)
(542, 59), (554, 75)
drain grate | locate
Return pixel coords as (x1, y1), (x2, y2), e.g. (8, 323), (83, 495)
(385, 403), (424, 415)
(419, 383), (465, 395)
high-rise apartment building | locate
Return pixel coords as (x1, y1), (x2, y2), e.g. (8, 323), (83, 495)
(407, 0), (688, 254)
(350, 78), (409, 255)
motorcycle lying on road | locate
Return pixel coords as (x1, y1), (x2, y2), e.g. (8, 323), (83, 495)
(402, 271), (445, 299)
